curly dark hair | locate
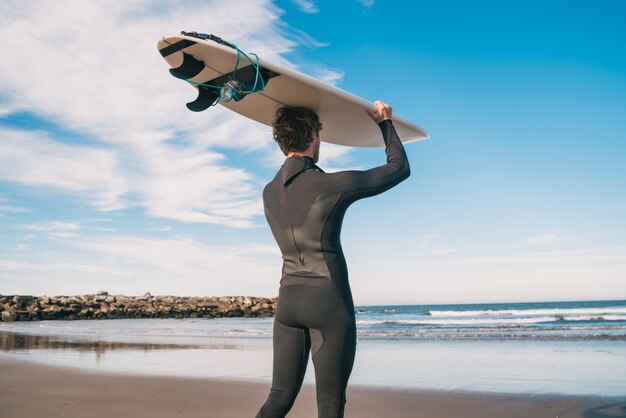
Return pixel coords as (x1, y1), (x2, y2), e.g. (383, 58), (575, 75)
(272, 107), (323, 156)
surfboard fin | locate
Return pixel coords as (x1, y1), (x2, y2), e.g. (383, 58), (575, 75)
(169, 53), (205, 80)
(186, 87), (220, 112)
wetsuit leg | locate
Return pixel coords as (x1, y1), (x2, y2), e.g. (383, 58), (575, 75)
(256, 287), (311, 418)
(302, 286), (356, 418)
(258, 282), (356, 418)
(310, 317), (356, 417)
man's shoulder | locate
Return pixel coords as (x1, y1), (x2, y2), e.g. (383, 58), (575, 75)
(262, 170), (281, 195)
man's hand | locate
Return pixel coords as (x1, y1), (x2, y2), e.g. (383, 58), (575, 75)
(365, 100), (392, 124)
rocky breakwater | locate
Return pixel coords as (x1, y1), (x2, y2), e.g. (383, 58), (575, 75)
(0, 291), (277, 321)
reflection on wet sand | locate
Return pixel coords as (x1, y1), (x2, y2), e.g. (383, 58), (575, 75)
(0, 330), (202, 355)
(0, 329), (267, 376)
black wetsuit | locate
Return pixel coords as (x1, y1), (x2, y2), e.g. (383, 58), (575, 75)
(256, 119), (410, 418)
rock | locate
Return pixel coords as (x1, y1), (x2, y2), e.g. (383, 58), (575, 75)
(97, 290), (108, 295)
(0, 293), (276, 321)
(2, 310), (16, 322)
(116, 296), (132, 305)
(13, 295), (35, 310)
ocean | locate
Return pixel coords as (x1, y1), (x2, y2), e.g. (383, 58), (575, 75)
(355, 299), (626, 340)
(1, 299), (625, 396)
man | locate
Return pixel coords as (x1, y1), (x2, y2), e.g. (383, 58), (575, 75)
(256, 100), (410, 418)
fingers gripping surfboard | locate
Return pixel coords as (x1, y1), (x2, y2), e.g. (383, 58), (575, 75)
(157, 31), (429, 148)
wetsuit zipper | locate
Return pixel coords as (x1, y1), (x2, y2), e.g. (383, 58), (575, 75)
(290, 225), (304, 264)
(283, 186), (304, 265)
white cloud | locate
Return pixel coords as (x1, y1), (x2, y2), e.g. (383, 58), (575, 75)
(0, 234), (282, 297)
(405, 247), (626, 267)
(131, 138), (265, 228)
(0, 204), (32, 214)
(0, 129), (127, 210)
(48, 231), (80, 239)
(429, 247), (460, 256)
(318, 142), (357, 171)
(404, 234), (459, 257)
(287, 28), (330, 48)
(0, 0), (345, 228)
(291, 0), (320, 13)
(0, 258), (129, 277)
(0, 0), (296, 140)
(526, 229), (562, 244)
(90, 227), (118, 233)
(22, 221), (81, 232)
(79, 236), (279, 275)
(524, 229), (589, 246)
(348, 246), (626, 305)
(148, 225), (172, 232)
(20, 221), (82, 239)
(359, 0), (375, 8)
(307, 67), (346, 86)
(407, 234), (439, 248)
(0, 230), (282, 296)
(0, 260), (24, 271)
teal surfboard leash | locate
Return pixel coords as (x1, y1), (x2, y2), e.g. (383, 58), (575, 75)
(180, 31), (266, 107)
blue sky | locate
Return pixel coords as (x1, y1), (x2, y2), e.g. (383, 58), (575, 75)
(0, 0), (625, 305)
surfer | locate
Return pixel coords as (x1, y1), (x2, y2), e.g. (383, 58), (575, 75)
(256, 100), (410, 418)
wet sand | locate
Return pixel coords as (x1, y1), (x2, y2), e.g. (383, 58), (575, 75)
(1, 355), (624, 418)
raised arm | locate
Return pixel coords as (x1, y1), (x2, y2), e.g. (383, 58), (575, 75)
(331, 101), (411, 204)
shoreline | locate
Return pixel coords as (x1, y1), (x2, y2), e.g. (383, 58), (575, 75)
(1, 354), (624, 418)
(2, 325), (626, 397)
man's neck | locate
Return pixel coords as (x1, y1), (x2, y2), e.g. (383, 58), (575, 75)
(287, 151), (314, 160)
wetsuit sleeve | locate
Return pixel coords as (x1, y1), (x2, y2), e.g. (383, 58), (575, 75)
(333, 119), (410, 204)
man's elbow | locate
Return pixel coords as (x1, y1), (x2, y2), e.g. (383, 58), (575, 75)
(401, 161), (411, 181)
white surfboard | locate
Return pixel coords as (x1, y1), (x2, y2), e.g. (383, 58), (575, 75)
(157, 32), (429, 148)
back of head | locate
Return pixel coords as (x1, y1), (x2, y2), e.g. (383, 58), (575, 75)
(272, 107), (323, 156)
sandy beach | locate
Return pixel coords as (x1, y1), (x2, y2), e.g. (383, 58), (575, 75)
(1, 355), (624, 418)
